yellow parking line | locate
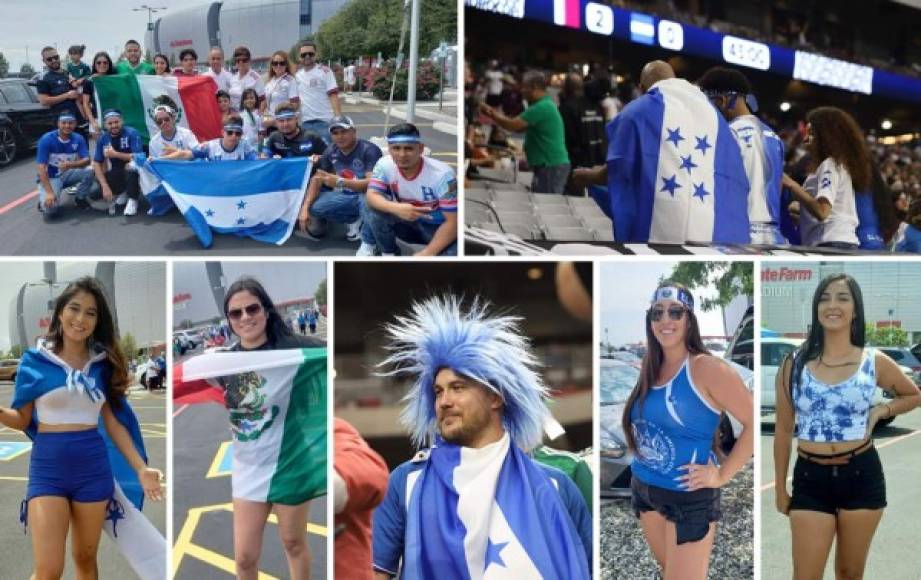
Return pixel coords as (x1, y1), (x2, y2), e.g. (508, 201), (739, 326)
(206, 441), (232, 479)
(183, 544), (278, 579)
(171, 505), (202, 577)
(0, 476), (28, 481)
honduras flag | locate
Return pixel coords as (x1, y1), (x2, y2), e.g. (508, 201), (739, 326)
(144, 158), (311, 248)
(403, 433), (590, 579)
(134, 154), (176, 216)
(604, 78), (750, 244)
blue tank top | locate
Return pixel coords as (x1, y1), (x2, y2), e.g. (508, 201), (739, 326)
(630, 358), (721, 491)
(854, 191), (885, 250)
(793, 349), (877, 442)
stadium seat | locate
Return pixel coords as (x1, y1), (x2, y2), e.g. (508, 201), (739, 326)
(538, 214), (583, 228)
(531, 193), (569, 206)
(542, 226), (595, 241)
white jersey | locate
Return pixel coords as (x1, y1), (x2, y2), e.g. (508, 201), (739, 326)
(730, 115), (785, 244)
(296, 65), (338, 122)
(800, 157), (859, 246)
(240, 109), (261, 148)
(344, 65), (356, 85)
(203, 68), (233, 93)
(228, 70), (265, 109)
(149, 126), (200, 159)
(368, 156), (457, 224)
(485, 70), (503, 95)
(264, 74), (299, 116)
(193, 138), (257, 161)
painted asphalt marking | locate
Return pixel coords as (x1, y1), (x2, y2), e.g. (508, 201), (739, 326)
(206, 441), (232, 479)
(0, 189), (37, 216)
(0, 442), (32, 461)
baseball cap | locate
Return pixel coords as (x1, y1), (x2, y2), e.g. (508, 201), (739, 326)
(329, 115), (355, 132)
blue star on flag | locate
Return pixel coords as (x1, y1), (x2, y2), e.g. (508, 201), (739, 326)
(484, 538), (509, 570)
(237, 200), (247, 210)
(694, 135), (712, 156)
(205, 209), (215, 217)
(692, 182), (710, 201)
(665, 127), (685, 147)
(679, 154), (697, 174)
(236, 217), (245, 225)
(660, 174), (681, 197)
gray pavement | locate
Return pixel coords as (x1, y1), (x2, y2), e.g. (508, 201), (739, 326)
(0, 100), (458, 256)
(0, 381), (166, 578)
(760, 408), (921, 580)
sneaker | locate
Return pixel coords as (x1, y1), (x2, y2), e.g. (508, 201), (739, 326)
(62, 186), (79, 196)
(355, 242), (377, 256)
(115, 193), (128, 206)
(74, 197), (92, 210)
(346, 219), (362, 242)
(123, 198), (138, 216)
(107, 202), (118, 216)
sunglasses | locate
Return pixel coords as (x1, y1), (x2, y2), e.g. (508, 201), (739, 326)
(225, 129), (243, 136)
(45, 55), (60, 62)
(649, 306), (687, 322)
(227, 303), (263, 321)
(154, 117), (172, 126)
(300, 52), (315, 58)
(271, 61), (287, 66)
(234, 57), (249, 63)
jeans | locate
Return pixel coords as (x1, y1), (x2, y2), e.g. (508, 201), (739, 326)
(301, 119), (331, 146)
(311, 189), (361, 225)
(818, 241), (859, 251)
(37, 167), (95, 220)
(362, 203), (457, 256)
(531, 164), (570, 194)
(81, 164), (141, 201)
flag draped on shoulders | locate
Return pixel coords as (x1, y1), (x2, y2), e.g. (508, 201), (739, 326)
(403, 433), (590, 579)
(143, 157), (311, 248)
(93, 74), (222, 142)
(604, 78), (750, 244)
(174, 348), (327, 504)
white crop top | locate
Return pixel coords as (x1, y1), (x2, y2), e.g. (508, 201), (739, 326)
(35, 348), (108, 425)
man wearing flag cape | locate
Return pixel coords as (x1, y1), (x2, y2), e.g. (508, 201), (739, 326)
(0, 277), (165, 579)
(371, 296), (592, 579)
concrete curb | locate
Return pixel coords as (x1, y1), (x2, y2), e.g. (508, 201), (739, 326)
(344, 94), (457, 134)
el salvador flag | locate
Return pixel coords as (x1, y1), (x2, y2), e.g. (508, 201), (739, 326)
(145, 158), (310, 248)
(604, 78), (751, 244)
(404, 434), (590, 579)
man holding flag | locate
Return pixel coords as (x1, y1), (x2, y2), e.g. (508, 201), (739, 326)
(371, 296), (591, 579)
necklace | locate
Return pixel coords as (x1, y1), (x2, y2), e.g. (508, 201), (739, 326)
(818, 355), (859, 368)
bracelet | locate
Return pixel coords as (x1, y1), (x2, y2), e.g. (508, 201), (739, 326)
(884, 403), (892, 419)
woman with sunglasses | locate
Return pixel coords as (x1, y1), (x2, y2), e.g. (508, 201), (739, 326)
(261, 50), (300, 136)
(0, 277), (164, 578)
(775, 274), (920, 579)
(621, 282), (754, 580)
(221, 277), (323, 579)
(228, 46), (265, 110)
(79, 51), (116, 140)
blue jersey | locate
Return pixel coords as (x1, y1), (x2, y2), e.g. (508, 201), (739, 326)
(896, 224), (921, 253)
(35, 129), (88, 181)
(94, 127), (143, 170)
(854, 191), (885, 250)
(629, 358), (721, 491)
(318, 138), (383, 192)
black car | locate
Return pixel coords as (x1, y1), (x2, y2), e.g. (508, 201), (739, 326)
(0, 78), (58, 167)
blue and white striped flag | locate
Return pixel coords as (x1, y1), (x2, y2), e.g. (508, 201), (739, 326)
(134, 154), (175, 216)
(144, 158), (311, 248)
(403, 434), (590, 579)
(604, 78), (750, 244)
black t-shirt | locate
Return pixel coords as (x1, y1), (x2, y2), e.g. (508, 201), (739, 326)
(230, 332), (326, 351)
(36, 69), (83, 121)
(262, 128), (326, 158)
(558, 96), (606, 168)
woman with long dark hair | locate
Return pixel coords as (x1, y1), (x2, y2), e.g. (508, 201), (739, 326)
(622, 281), (753, 580)
(0, 277), (163, 578)
(221, 276), (323, 579)
(782, 107), (873, 249)
(774, 274), (920, 579)
(80, 51), (116, 139)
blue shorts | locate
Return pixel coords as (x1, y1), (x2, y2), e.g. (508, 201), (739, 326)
(27, 430), (114, 503)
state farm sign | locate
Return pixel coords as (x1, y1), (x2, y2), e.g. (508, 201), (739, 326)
(761, 267), (813, 282)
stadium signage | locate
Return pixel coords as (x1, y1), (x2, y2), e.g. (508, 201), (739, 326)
(761, 267), (813, 282)
(170, 39), (194, 48)
(793, 51), (873, 94)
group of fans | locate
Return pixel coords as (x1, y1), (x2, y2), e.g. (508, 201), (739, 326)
(32, 40), (457, 256)
(466, 58), (920, 252)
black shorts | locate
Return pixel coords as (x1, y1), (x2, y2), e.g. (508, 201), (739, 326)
(789, 446), (887, 514)
(631, 477), (721, 544)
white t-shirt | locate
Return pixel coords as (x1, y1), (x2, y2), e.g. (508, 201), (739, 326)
(295, 65), (338, 122)
(149, 126), (200, 159)
(485, 70), (503, 96)
(264, 74), (299, 116)
(228, 70), (265, 109)
(344, 64), (356, 85)
(203, 68), (233, 93)
(800, 157), (859, 246)
(239, 108), (261, 147)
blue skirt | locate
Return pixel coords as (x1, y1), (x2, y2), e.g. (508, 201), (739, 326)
(27, 429), (114, 503)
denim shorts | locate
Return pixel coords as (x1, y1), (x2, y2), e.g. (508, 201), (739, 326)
(789, 446), (886, 514)
(27, 430), (114, 503)
(631, 476), (722, 544)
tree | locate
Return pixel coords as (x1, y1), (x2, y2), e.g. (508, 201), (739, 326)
(865, 325), (909, 347)
(315, 279), (327, 307)
(20, 63), (35, 76)
(120, 332), (138, 360)
(0, 52), (9, 78)
(8, 344), (23, 358)
(667, 262), (753, 311)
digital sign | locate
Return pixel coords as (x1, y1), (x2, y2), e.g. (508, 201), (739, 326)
(467, 0), (921, 104)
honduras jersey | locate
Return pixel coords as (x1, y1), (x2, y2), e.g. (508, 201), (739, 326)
(367, 156), (458, 225)
(730, 115), (785, 244)
(149, 126), (200, 159)
(35, 130), (88, 181)
(800, 157), (859, 246)
(192, 138), (257, 161)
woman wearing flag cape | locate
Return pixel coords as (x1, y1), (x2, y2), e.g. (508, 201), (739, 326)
(0, 277), (164, 579)
(371, 296), (592, 579)
(621, 282), (753, 580)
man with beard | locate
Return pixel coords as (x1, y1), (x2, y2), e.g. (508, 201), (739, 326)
(371, 297), (592, 579)
(260, 102), (326, 159)
(116, 39), (154, 75)
(81, 109), (144, 216)
(36, 47), (85, 137)
(35, 112), (94, 219)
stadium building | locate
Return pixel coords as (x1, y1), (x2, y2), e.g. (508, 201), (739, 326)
(8, 262), (167, 351)
(761, 262), (921, 343)
(145, 0), (343, 65)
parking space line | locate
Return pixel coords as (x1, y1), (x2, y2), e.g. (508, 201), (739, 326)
(0, 190), (37, 216)
(206, 441), (232, 479)
(173, 404), (189, 418)
(0, 476), (28, 481)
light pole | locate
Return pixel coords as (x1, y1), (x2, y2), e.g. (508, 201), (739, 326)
(133, 4), (167, 32)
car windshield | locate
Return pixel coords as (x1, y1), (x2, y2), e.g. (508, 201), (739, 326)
(601, 361), (639, 404)
(763, 342), (796, 366)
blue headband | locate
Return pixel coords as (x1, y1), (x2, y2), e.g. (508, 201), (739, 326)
(275, 111), (297, 120)
(652, 286), (694, 311)
(57, 114), (76, 122)
(223, 124), (243, 132)
(388, 134), (421, 144)
(103, 110), (122, 120)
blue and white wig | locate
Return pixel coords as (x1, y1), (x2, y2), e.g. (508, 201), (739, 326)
(379, 295), (550, 451)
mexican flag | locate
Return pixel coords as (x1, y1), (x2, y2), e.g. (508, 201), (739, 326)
(175, 348), (327, 504)
(93, 74), (222, 142)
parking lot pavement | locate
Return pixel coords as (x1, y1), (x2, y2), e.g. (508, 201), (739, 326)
(0, 382), (166, 578)
(173, 401), (327, 579)
(760, 408), (921, 580)
(600, 465), (754, 579)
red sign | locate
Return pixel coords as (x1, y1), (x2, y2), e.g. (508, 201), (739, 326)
(170, 39), (194, 48)
(38, 316), (51, 328)
(761, 267), (813, 282)
(173, 292), (192, 304)
(876, 320), (902, 329)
